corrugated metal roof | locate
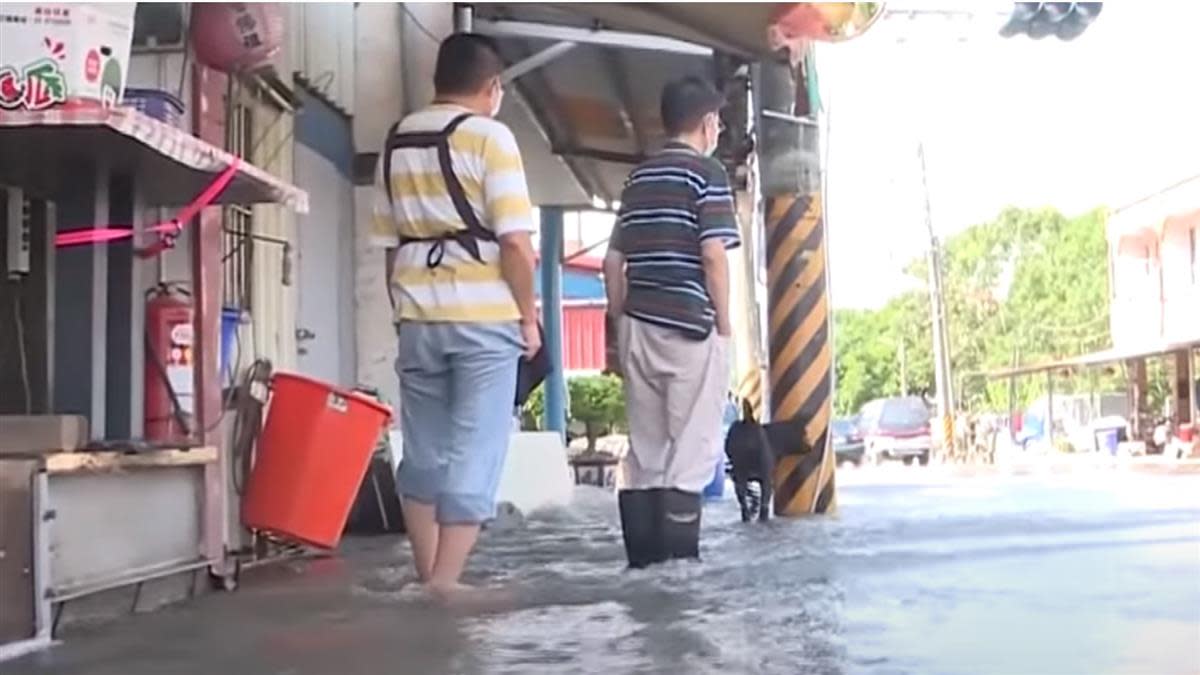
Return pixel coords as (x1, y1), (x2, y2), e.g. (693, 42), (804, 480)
(564, 305), (608, 372)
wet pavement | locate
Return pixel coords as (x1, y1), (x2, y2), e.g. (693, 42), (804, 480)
(9, 468), (1200, 675)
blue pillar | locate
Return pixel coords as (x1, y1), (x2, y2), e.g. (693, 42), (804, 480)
(540, 207), (566, 436)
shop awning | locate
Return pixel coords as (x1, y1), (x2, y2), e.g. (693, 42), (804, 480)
(986, 339), (1200, 379)
(1108, 174), (1200, 242)
(0, 107), (308, 212)
(469, 2), (806, 204)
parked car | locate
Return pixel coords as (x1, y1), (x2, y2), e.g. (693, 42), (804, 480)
(858, 396), (933, 465)
(832, 417), (865, 466)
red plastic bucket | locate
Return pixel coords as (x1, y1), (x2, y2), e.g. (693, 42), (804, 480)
(241, 373), (391, 549)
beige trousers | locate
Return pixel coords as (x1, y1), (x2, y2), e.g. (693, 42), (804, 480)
(616, 316), (730, 493)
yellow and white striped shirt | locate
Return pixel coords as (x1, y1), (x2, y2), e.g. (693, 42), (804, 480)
(369, 104), (534, 322)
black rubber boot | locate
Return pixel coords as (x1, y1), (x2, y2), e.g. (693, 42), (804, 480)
(619, 489), (664, 569)
(659, 488), (702, 561)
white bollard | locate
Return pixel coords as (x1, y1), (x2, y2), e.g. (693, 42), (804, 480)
(385, 429), (572, 519)
(494, 431), (573, 516)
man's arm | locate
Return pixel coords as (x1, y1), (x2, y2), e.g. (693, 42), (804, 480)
(603, 208), (627, 315)
(697, 160), (741, 338)
(370, 153), (401, 315)
(499, 232), (538, 328)
(483, 123), (540, 356)
(603, 249), (626, 316)
(701, 241), (732, 337)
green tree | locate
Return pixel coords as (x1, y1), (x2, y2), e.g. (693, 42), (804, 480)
(567, 374), (625, 451)
(834, 206), (1112, 416)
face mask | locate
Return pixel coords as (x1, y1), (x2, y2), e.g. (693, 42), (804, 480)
(704, 116), (720, 156)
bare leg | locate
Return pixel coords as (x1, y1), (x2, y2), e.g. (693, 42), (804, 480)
(401, 499), (439, 582)
(426, 522), (482, 592)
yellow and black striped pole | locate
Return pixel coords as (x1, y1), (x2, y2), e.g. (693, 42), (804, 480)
(766, 193), (836, 516)
(730, 187), (768, 422)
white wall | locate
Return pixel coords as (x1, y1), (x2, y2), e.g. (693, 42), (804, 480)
(353, 3), (406, 147)
(246, 101), (298, 374)
(288, 3), (356, 113)
(294, 142), (356, 385)
(399, 4), (453, 113)
(351, 3), (452, 401)
(127, 51), (194, 287)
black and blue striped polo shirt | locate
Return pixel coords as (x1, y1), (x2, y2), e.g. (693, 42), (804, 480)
(610, 142), (741, 339)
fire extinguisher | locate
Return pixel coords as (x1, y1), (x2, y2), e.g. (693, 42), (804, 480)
(145, 284), (194, 443)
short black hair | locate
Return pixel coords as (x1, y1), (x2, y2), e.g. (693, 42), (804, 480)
(660, 76), (725, 137)
(434, 33), (505, 96)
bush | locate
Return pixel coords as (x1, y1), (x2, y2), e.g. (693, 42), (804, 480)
(568, 374), (625, 451)
(522, 384), (545, 431)
(520, 375), (627, 449)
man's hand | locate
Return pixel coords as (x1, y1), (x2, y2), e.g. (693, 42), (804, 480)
(603, 249), (626, 317)
(701, 239), (732, 340)
(520, 319), (542, 359)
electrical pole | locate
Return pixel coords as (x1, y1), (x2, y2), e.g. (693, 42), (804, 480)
(918, 142), (954, 457)
(899, 338), (908, 397)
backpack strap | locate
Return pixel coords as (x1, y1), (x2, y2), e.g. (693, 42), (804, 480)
(380, 113), (496, 268)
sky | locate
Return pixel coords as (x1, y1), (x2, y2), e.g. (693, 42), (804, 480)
(544, 4), (1200, 310)
(819, 2), (1200, 309)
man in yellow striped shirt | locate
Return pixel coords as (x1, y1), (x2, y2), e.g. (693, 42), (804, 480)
(369, 34), (539, 597)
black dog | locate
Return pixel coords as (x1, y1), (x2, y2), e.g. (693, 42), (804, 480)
(724, 400), (812, 522)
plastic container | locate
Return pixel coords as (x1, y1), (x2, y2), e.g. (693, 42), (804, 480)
(241, 373), (392, 549)
(702, 456), (726, 501)
(219, 307), (240, 382)
(1096, 429), (1120, 456)
(122, 88), (185, 126)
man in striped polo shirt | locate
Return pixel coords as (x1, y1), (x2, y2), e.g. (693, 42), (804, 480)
(604, 76), (741, 567)
(369, 34), (539, 596)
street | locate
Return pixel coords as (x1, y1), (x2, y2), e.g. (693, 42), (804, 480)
(10, 466), (1200, 674)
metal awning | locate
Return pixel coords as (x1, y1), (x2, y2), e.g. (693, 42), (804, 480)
(0, 107), (309, 212)
(1109, 174), (1200, 242)
(491, 3), (782, 58)
(474, 2), (774, 204)
(986, 339), (1200, 379)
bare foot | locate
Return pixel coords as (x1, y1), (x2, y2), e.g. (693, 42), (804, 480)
(423, 581), (518, 613)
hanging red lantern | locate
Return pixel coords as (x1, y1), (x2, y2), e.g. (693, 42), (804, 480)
(767, 3), (887, 64)
(191, 3), (284, 74)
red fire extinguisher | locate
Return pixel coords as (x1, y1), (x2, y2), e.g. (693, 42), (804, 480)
(145, 285), (195, 443)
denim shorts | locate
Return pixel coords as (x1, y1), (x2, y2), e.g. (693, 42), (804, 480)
(394, 321), (521, 524)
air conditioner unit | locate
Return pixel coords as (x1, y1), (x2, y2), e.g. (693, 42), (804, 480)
(132, 3), (186, 50)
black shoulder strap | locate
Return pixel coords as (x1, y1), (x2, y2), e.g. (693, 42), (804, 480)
(379, 113), (496, 264)
(382, 120), (402, 208)
(434, 114), (496, 261)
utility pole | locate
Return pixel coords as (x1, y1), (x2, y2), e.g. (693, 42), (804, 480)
(918, 142), (954, 457)
(899, 338), (908, 397)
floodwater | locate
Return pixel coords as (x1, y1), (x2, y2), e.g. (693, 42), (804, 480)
(11, 468), (1200, 675)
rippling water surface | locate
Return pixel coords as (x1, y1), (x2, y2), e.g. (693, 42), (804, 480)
(13, 469), (1200, 675)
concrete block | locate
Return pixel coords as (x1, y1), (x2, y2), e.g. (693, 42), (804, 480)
(383, 430), (572, 518)
(495, 432), (573, 517)
(0, 415), (88, 455)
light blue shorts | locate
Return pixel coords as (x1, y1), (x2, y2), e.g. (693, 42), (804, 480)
(394, 321), (521, 524)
